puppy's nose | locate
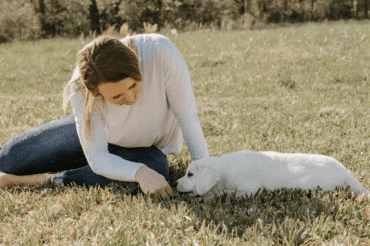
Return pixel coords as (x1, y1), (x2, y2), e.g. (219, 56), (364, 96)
(174, 181), (178, 188)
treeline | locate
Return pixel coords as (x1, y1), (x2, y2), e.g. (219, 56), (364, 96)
(0, 0), (369, 42)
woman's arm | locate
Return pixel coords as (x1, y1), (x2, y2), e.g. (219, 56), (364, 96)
(160, 37), (209, 160)
(70, 88), (145, 182)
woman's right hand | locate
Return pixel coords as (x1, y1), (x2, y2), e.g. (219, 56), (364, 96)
(135, 166), (174, 200)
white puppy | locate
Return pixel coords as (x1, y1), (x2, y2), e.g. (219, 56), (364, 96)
(176, 150), (369, 197)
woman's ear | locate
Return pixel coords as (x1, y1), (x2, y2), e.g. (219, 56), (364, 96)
(196, 166), (220, 196)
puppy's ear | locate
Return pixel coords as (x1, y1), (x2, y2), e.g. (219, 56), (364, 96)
(196, 166), (220, 196)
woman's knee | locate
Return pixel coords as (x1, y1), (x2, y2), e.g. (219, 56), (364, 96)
(0, 114), (82, 175)
(138, 147), (169, 179)
(109, 145), (169, 179)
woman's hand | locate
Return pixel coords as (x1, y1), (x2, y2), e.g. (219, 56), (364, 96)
(135, 166), (174, 200)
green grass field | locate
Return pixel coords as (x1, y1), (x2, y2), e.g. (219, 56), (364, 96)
(1, 20), (370, 245)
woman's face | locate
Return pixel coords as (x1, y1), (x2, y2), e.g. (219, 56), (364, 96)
(97, 77), (141, 106)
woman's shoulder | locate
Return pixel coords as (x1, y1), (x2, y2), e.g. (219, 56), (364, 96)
(70, 80), (82, 91)
(129, 33), (173, 50)
(130, 33), (169, 42)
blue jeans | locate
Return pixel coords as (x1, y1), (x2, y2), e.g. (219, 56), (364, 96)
(0, 114), (169, 188)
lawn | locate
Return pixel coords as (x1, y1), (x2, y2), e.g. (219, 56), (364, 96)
(0, 20), (370, 245)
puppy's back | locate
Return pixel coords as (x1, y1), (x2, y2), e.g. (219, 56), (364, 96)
(212, 150), (368, 195)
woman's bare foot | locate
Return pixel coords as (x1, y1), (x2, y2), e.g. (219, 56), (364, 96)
(0, 173), (55, 189)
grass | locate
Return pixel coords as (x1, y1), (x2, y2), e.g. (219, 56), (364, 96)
(1, 19), (370, 245)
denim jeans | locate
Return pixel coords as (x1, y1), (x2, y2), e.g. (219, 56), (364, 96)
(0, 114), (169, 188)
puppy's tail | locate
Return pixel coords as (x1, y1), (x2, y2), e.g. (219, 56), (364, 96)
(361, 189), (370, 199)
(343, 173), (369, 198)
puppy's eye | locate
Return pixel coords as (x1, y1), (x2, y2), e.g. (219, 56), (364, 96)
(187, 172), (194, 177)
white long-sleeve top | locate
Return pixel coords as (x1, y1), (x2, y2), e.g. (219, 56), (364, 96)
(69, 33), (209, 182)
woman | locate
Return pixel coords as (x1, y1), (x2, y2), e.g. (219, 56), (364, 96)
(0, 34), (209, 199)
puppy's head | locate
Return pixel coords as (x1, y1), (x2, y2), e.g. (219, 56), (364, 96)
(176, 161), (220, 196)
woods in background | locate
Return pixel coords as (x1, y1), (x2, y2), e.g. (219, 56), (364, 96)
(0, 0), (369, 41)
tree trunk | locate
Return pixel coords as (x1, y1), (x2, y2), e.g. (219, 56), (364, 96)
(246, 0), (251, 13)
(38, 0), (45, 15)
(356, 0), (360, 18)
(283, 0), (288, 11)
(89, 0), (101, 35)
(156, 0), (163, 31)
(29, 0), (48, 37)
(365, 0), (369, 18)
(113, 0), (124, 25)
(38, 0), (47, 36)
(311, 0), (315, 20)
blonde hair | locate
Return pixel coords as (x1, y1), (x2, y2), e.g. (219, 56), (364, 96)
(62, 35), (140, 141)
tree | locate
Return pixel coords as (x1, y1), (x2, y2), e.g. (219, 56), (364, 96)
(234, 0), (248, 15)
(365, 0), (369, 18)
(120, 0), (164, 31)
(99, 0), (125, 30)
(89, 0), (101, 35)
(29, 0), (49, 37)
